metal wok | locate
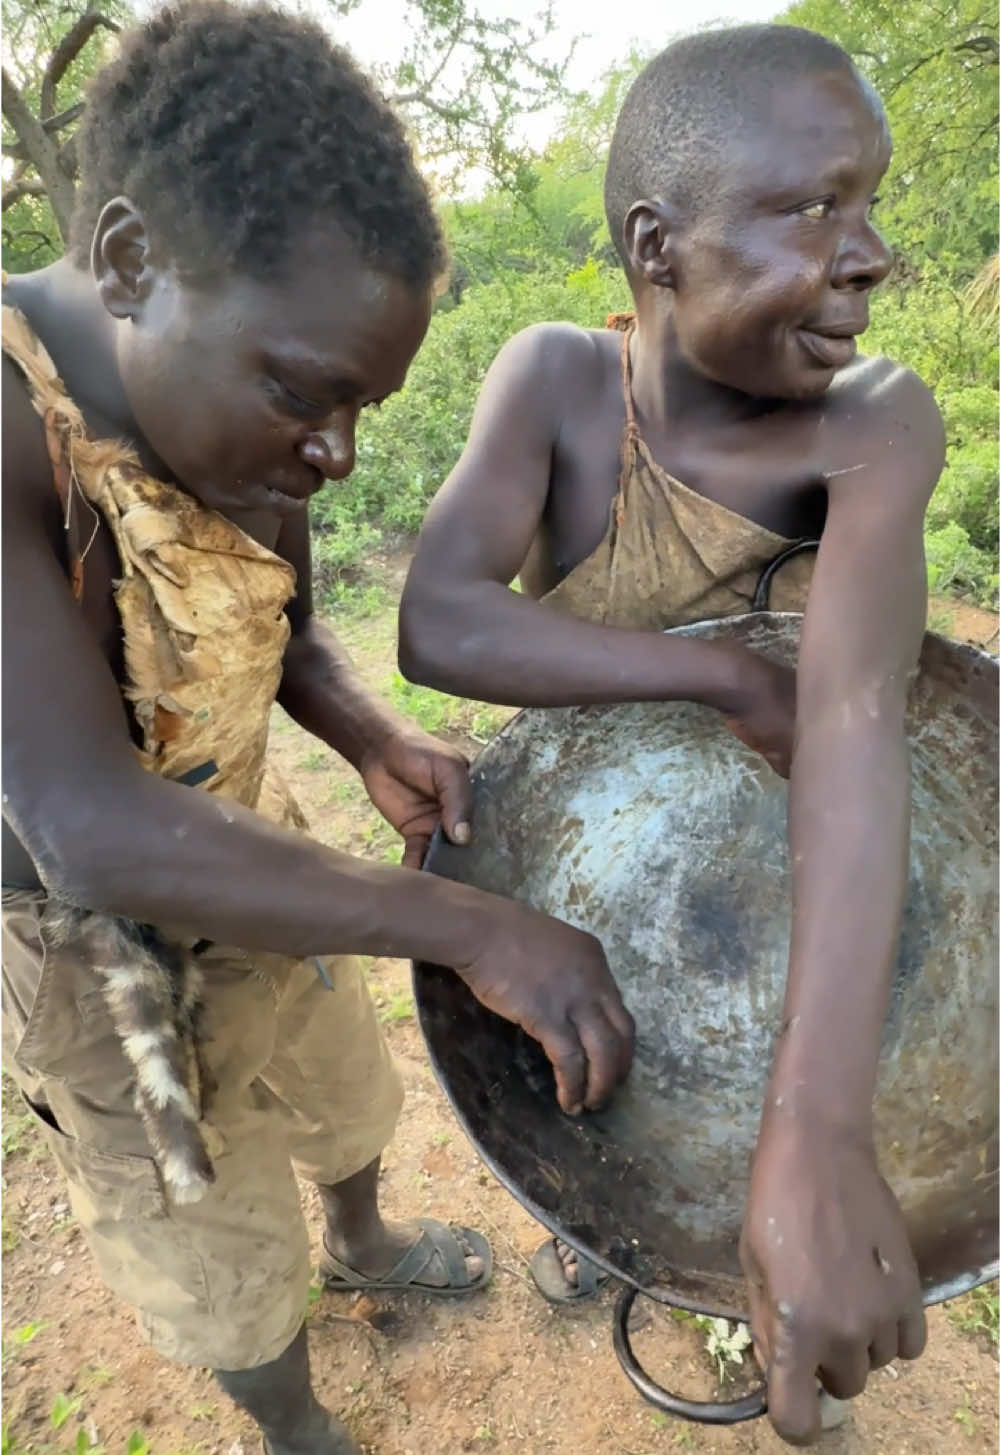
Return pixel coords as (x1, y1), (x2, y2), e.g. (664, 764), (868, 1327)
(414, 614), (998, 1425)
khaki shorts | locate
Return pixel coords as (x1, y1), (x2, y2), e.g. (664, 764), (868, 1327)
(1, 888), (403, 1370)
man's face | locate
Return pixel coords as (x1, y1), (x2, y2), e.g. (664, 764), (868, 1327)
(114, 226), (432, 518)
(670, 69), (894, 402)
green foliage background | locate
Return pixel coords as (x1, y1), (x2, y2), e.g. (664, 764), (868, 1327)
(4, 0), (998, 604)
(335, 0), (999, 605)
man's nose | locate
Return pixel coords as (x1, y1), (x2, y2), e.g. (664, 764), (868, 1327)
(831, 219), (894, 291)
(298, 410), (357, 481)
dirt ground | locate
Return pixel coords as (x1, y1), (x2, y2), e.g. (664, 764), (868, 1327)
(2, 557), (997, 1455)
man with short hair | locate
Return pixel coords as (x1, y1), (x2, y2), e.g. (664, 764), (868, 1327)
(401, 25), (942, 1445)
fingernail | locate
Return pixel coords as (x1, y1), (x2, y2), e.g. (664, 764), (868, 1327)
(454, 822), (471, 845)
(568, 1103), (583, 1117)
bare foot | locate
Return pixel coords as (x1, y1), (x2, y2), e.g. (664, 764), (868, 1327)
(553, 1239), (580, 1290)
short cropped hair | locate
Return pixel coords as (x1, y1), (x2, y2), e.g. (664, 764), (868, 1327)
(71, 0), (447, 287)
(604, 24), (861, 266)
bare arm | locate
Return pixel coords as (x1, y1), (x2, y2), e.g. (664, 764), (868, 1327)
(276, 506), (401, 767)
(1, 364), (633, 1111)
(275, 505), (473, 863)
(741, 367), (945, 1444)
(400, 325), (782, 718)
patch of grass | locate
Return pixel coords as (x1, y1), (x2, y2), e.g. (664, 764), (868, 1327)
(188, 1404), (216, 1423)
(324, 579), (391, 619)
(947, 1281), (999, 1348)
(304, 1279), (325, 1320)
(387, 674), (453, 735)
(431, 1131), (451, 1148)
(326, 780), (365, 808)
(953, 1405), (977, 1436)
(298, 749), (331, 772)
(1, 1107), (36, 1159)
(72, 1429), (104, 1455)
(376, 988), (415, 1026)
(2, 1212), (21, 1254)
(77, 1367), (116, 1394)
(2, 1323), (46, 1370)
(386, 672), (508, 746)
(50, 1394), (82, 1431)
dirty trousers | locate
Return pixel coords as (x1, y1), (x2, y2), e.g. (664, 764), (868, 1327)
(1, 888), (404, 1370)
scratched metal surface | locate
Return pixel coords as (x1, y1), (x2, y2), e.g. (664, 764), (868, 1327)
(414, 615), (999, 1319)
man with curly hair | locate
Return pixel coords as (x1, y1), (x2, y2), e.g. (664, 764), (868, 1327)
(1, 4), (634, 1451)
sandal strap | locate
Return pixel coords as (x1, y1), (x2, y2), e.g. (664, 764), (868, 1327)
(387, 1218), (471, 1287)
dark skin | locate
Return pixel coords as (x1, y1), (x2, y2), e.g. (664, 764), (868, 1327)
(3, 208), (634, 1455)
(401, 69), (943, 1446)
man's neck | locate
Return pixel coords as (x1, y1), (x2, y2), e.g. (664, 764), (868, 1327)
(6, 259), (170, 480)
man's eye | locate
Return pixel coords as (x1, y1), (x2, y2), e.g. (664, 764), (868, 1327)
(800, 199), (833, 220)
(280, 383), (322, 417)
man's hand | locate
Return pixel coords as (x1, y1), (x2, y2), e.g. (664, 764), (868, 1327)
(741, 1118), (926, 1447)
(722, 655), (797, 778)
(360, 727), (473, 869)
(458, 903), (636, 1115)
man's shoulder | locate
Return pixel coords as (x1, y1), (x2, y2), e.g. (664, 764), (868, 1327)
(829, 352), (942, 439)
(823, 353), (945, 497)
(490, 321), (616, 397)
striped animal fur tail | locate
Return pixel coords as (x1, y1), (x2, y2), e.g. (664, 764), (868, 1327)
(44, 905), (215, 1204)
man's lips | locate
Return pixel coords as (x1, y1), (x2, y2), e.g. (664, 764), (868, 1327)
(797, 326), (861, 369)
(262, 470), (324, 506)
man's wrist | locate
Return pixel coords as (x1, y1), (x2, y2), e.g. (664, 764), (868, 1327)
(762, 1042), (876, 1146)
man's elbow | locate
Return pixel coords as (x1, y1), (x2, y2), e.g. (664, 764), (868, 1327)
(398, 589), (463, 690)
(397, 611), (451, 689)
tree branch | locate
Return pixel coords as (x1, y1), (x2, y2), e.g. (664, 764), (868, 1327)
(40, 9), (120, 120)
(1, 65), (77, 240)
(2, 178), (47, 209)
(5, 102), (86, 161)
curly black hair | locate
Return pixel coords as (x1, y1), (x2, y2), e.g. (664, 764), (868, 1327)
(70, 0), (447, 287)
(605, 25), (869, 269)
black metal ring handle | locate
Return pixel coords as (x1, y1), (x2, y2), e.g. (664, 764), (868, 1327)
(612, 1284), (768, 1426)
(752, 539), (820, 612)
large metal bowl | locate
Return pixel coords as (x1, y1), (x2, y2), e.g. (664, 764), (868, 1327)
(414, 615), (998, 1422)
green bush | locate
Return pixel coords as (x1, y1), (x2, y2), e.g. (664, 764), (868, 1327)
(311, 260), (629, 572)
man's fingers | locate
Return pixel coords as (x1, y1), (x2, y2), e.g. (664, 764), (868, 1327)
(868, 1322), (899, 1371)
(818, 1344), (870, 1401)
(601, 994), (637, 1074)
(898, 1304), (927, 1361)
(573, 1008), (628, 1109)
(767, 1327), (822, 1447)
(743, 1279), (771, 1376)
(539, 1024), (587, 1115)
(402, 834), (429, 871)
(435, 756), (473, 846)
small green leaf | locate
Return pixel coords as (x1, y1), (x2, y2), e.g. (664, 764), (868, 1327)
(50, 1393), (82, 1430)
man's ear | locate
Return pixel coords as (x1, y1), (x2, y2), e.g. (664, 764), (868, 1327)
(91, 197), (158, 320)
(623, 198), (679, 289)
